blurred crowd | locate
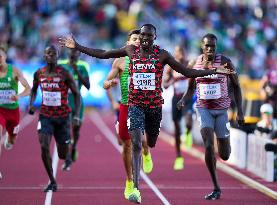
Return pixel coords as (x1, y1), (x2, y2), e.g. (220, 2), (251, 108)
(0, 0), (276, 78)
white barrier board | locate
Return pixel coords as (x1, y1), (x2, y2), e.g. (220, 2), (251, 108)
(227, 128), (247, 169)
(247, 134), (274, 182)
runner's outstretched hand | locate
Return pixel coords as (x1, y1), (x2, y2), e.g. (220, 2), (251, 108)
(215, 63), (236, 75)
(59, 34), (76, 49)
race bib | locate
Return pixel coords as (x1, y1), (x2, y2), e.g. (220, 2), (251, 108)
(199, 83), (221, 99)
(133, 73), (155, 90)
(174, 80), (188, 95)
(42, 91), (61, 106)
(0, 90), (16, 104)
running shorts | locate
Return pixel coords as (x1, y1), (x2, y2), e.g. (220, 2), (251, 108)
(196, 107), (230, 138)
(128, 105), (162, 147)
(0, 107), (20, 136)
(37, 114), (71, 144)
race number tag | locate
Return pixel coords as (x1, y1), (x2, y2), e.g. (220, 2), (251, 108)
(133, 73), (155, 90)
(0, 90), (16, 104)
(42, 91), (61, 106)
(174, 80), (188, 95)
(199, 83), (221, 99)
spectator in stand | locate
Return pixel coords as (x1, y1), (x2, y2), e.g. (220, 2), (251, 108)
(255, 103), (275, 138)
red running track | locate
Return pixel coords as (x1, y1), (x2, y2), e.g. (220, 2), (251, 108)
(0, 109), (276, 205)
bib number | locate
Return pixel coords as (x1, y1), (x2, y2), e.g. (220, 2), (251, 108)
(0, 90), (16, 104)
(133, 73), (155, 90)
(42, 91), (61, 106)
(199, 83), (221, 99)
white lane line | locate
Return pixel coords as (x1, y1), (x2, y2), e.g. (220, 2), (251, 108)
(0, 185), (254, 190)
(44, 145), (59, 205)
(159, 131), (277, 200)
(89, 110), (171, 205)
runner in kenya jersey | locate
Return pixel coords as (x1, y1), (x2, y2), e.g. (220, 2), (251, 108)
(29, 45), (80, 192)
(103, 29), (153, 201)
(59, 23), (234, 203)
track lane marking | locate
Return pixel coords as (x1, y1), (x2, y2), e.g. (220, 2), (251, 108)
(89, 110), (171, 205)
(44, 145), (58, 205)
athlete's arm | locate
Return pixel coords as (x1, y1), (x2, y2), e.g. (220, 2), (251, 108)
(64, 70), (81, 123)
(13, 67), (31, 100)
(161, 50), (232, 77)
(163, 65), (173, 89)
(72, 63), (90, 90)
(104, 58), (122, 111)
(29, 71), (39, 114)
(224, 57), (244, 125)
(103, 58), (121, 90)
(177, 77), (196, 110)
(59, 35), (130, 59)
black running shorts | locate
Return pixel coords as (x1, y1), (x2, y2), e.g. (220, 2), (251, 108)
(128, 105), (162, 147)
(37, 114), (71, 145)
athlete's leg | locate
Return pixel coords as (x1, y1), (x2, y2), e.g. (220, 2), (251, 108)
(173, 120), (181, 157)
(3, 108), (20, 149)
(172, 96), (182, 157)
(185, 112), (193, 134)
(141, 138), (149, 155)
(128, 105), (144, 189)
(39, 133), (56, 183)
(122, 139), (133, 181)
(130, 128), (142, 188)
(53, 116), (71, 170)
(214, 109), (231, 161)
(0, 124), (4, 157)
(197, 108), (221, 199)
(201, 127), (220, 191)
(37, 116), (57, 191)
(119, 104), (133, 181)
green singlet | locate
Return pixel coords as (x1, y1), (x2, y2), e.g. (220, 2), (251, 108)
(119, 56), (130, 105)
(0, 64), (19, 109)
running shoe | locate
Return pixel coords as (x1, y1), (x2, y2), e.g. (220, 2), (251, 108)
(44, 182), (57, 192)
(71, 149), (78, 162)
(62, 159), (72, 171)
(4, 136), (13, 150)
(0, 171), (2, 179)
(124, 180), (134, 199)
(142, 152), (153, 174)
(128, 188), (141, 204)
(205, 189), (221, 200)
(173, 157), (184, 170)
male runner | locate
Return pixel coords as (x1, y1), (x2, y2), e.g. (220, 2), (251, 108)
(58, 49), (90, 170)
(0, 47), (31, 178)
(163, 45), (193, 170)
(178, 33), (244, 200)
(59, 24), (233, 203)
(29, 45), (80, 192)
(103, 29), (153, 200)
